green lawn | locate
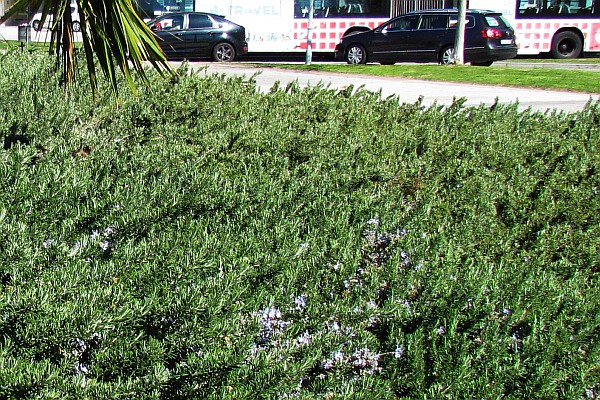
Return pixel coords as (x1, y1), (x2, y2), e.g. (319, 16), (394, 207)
(265, 63), (600, 93)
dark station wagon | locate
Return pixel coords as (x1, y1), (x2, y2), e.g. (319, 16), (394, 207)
(335, 9), (518, 66)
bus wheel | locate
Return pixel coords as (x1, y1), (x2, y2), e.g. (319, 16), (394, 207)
(213, 42), (236, 62)
(551, 31), (582, 59)
(346, 44), (367, 64)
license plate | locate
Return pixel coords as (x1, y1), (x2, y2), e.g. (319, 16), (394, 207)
(501, 39), (512, 45)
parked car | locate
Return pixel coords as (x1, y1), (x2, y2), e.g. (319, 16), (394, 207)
(147, 12), (248, 62)
(31, 5), (81, 32)
(334, 9), (518, 66)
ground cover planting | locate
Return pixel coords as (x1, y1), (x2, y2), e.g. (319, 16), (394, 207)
(0, 52), (598, 399)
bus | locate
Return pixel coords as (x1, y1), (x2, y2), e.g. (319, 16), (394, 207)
(469, 0), (600, 58)
(143, 0), (599, 58)
(189, 0), (455, 52)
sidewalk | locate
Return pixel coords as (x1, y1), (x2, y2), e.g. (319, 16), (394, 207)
(0, 25), (19, 41)
(0, 25), (76, 42)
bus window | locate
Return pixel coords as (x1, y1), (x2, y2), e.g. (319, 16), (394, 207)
(518, 0), (599, 17)
(134, 0), (193, 18)
(294, 0), (391, 18)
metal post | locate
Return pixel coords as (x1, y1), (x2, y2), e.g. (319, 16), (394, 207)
(453, 0), (467, 64)
(305, 0), (314, 65)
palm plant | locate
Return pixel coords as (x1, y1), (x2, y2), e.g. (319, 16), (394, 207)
(1, 0), (171, 94)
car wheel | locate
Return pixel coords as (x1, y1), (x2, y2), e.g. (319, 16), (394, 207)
(346, 44), (367, 64)
(72, 21), (81, 32)
(551, 31), (582, 59)
(32, 20), (41, 31)
(212, 42), (236, 62)
(471, 61), (493, 66)
(440, 46), (455, 65)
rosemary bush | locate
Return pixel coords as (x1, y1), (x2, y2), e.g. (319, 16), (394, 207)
(0, 53), (598, 399)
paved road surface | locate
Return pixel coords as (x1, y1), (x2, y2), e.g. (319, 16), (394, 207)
(195, 63), (599, 114)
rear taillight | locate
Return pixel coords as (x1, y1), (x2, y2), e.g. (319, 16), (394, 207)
(482, 28), (503, 39)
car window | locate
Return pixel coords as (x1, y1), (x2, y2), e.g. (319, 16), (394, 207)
(384, 15), (420, 31)
(484, 15), (510, 28)
(449, 15), (475, 28)
(158, 15), (184, 31)
(418, 15), (449, 30)
(189, 14), (213, 29)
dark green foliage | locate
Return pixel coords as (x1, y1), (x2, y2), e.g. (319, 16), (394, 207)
(0, 53), (598, 399)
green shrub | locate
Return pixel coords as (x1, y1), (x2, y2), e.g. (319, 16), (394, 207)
(0, 53), (598, 399)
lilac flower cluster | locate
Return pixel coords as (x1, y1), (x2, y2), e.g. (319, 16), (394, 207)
(251, 218), (417, 390)
(252, 307), (291, 351)
(42, 238), (54, 249)
(71, 333), (100, 380)
(360, 217), (413, 271)
(361, 222), (399, 268)
(322, 345), (404, 376)
(585, 387), (597, 399)
(91, 225), (115, 252)
(43, 225), (117, 261)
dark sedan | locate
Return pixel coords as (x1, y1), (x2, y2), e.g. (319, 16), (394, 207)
(148, 12), (248, 62)
(335, 9), (517, 66)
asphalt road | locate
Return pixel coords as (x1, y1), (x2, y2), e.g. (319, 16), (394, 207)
(190, 62), (599, 114)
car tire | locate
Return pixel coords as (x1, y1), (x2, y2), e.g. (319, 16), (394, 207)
(551, 31), (582, 59)
(471, 61), (493, 66)
(32, 20), (41, 31)
(345, 44), (367, 64)
(212, 42), (236, 62)
(440, 46), (455, 65)
(72, 21), (81, 32)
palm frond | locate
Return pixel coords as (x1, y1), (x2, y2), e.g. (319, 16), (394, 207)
(1, 0), (172, 95)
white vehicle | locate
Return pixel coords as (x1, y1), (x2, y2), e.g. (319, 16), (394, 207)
(30, 4), (81, 32)
(192, 0), (452, 52)
(469, 0), (600, 58)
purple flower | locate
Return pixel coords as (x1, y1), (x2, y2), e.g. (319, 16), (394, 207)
(394, 346), (404, 359)
(294, 295), (307, 309)
(367, 218), (380, 227)
(333, 350), (344, 361)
